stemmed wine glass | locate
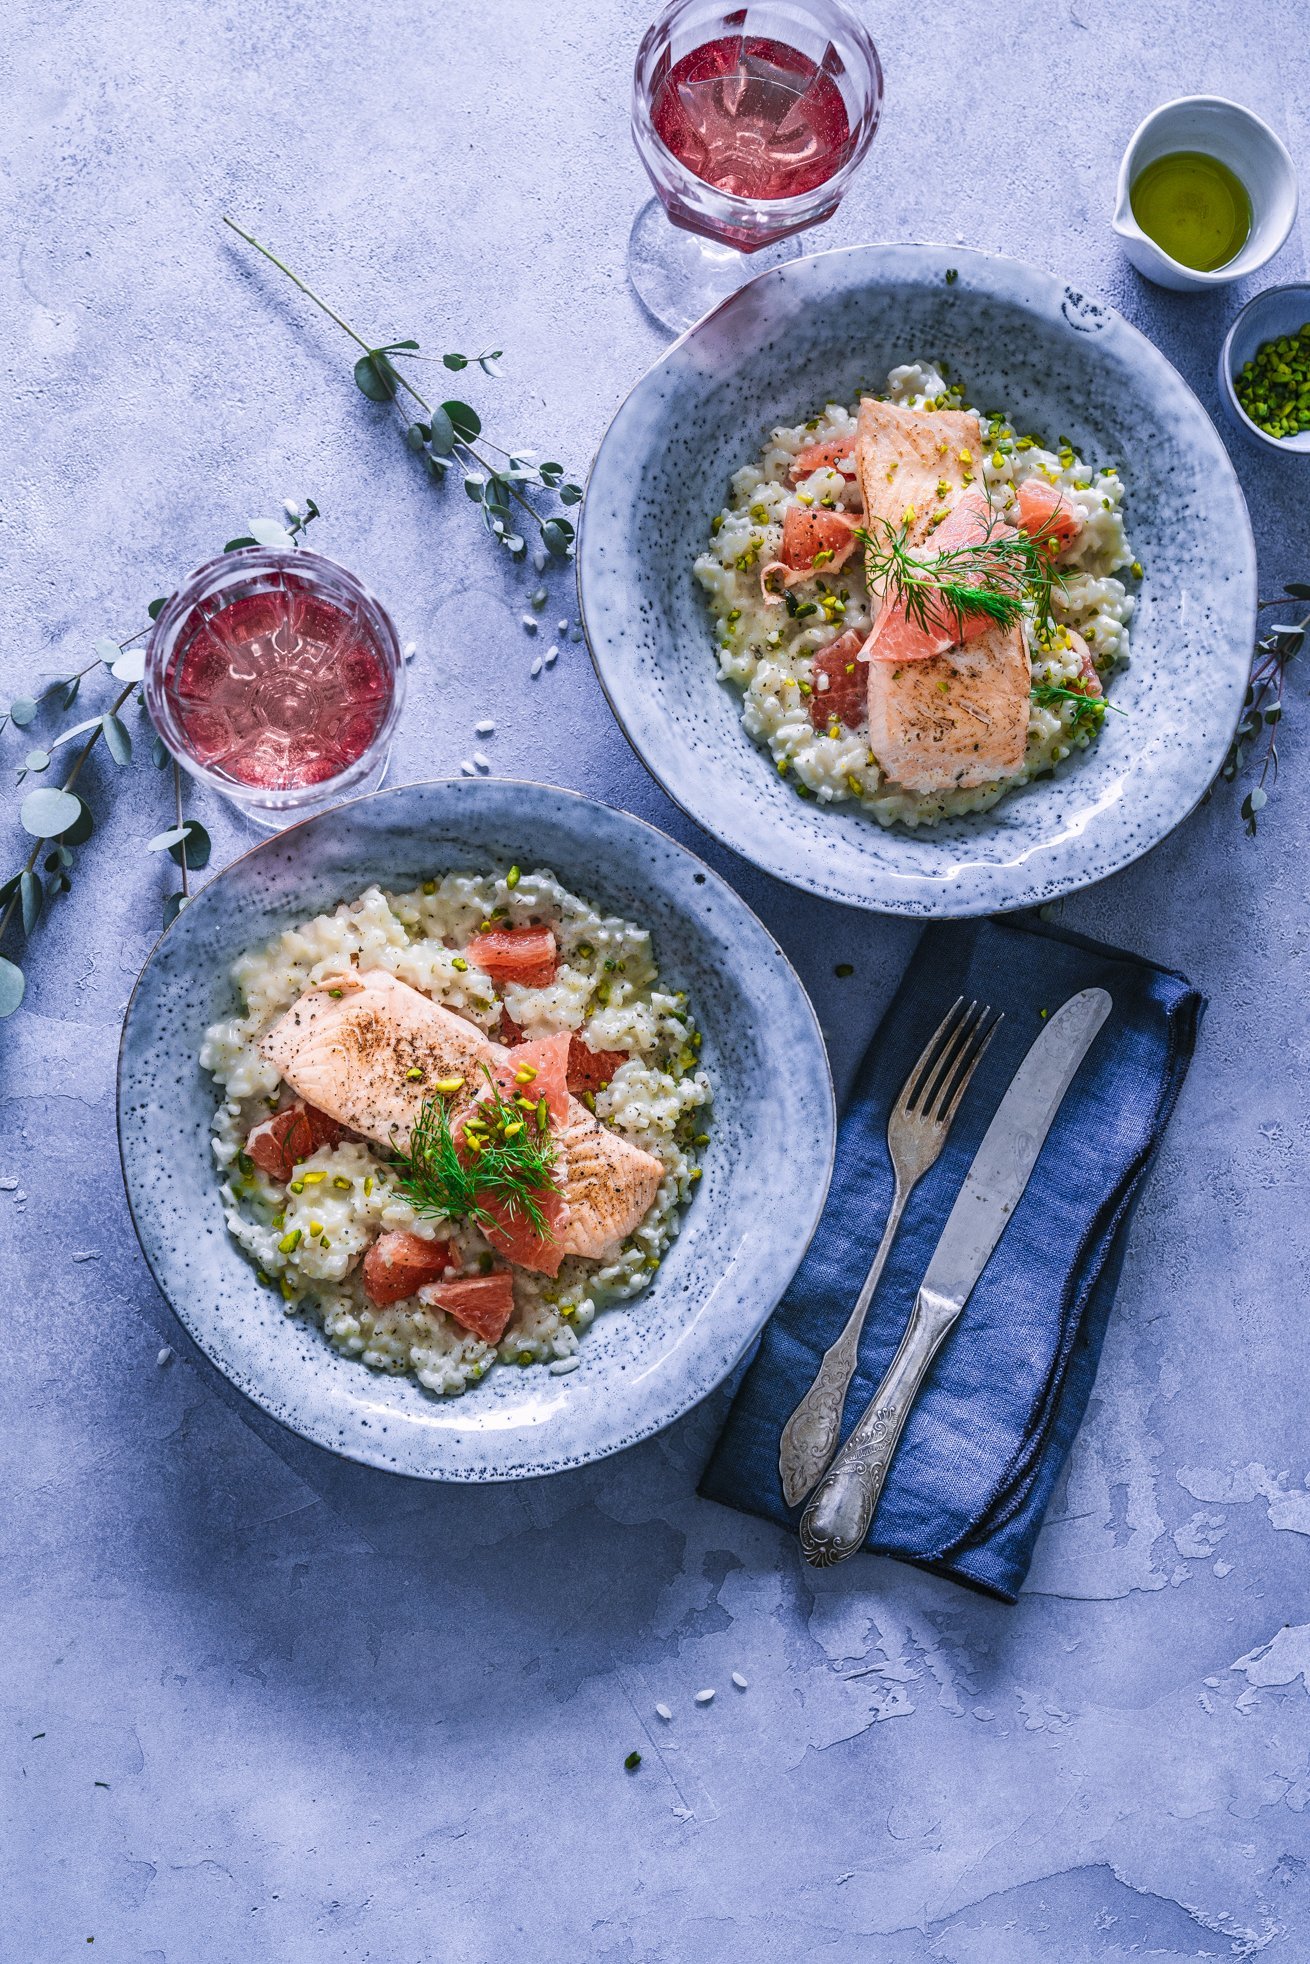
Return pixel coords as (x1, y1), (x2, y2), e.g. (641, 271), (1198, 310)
(629, 0), (883, 334)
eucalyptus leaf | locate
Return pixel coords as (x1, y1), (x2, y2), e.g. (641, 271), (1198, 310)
(224, 536), (258, 553)
(95, 637), (121, 666)
(354, 351), (399, 402)
(0, 957), (24, 1019)
(169, 820), (211, 869)
(101, 713), (133, 765)
(59, 675), (81, 711)
(111, 647), (147, 683)
(19, 869), (42, 935)
(504, 534), (525, 555)
(540, 462), (563, 484)
(405, 423), (428, 453)
(49, 845), (73, 868)
(463, 474), (486, 501)
(152, 734), (170, 768)
(9, 698), (38, 728)
(247, 517), (296, 550)
(541, 518), (574, 557)
(559, 483), (583, 505)
(442, 400), (481, 442)
(477, 352), (502, 375)
(147, 595), (172, 621)
(163, 892), (190, 928)
(1284, 582), (1310, 600)
(428, 407), (456, 456)
(442, 352), (469, 370)
(61, 796), (94, 846)
(146, 824), (189, 853)
(424, 453), (449, 481)
(1249, 785), (1268, 811)
(20, 787), (81, 838)
(380, 338), (420, 352)
(24, 749), (50, 772)
(0, 874), (18, 907)
(49, 714), (106, 754)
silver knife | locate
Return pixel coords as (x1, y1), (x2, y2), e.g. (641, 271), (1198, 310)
(797, 985), (1112, 1568)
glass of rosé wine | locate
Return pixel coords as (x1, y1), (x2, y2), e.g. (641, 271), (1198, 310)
(629, 0), (883, 333)
(145, 548), (404, 830)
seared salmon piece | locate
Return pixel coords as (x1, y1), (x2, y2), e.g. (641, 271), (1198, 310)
(788, 435), (858, 482)
(855, 398), (983, 552)
(551, 1106), (664, 1260)
(466, 924), (557, 988)
(809, 630), (868, 731)
(259, 970), (664, 1259)
(867, 620), (1030, 793)
(1016, 478), (1081, 553)
(420, 1273), (515, 1345)
(363, 1230), (452, 1307)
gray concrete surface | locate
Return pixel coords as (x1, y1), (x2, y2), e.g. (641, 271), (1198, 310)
(3, 0), (1309, 1956)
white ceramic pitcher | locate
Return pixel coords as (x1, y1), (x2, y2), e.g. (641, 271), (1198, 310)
(1112, 96), (1298, 292)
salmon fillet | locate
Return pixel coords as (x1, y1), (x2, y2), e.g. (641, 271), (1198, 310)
(854, 398), (983, 551)
(867, 621), (1031, 793)
(259, 969), (664, 1259)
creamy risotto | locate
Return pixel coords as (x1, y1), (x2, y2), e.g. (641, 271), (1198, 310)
(200, 870), (710, 1396)
(694, 359), (1139, 826)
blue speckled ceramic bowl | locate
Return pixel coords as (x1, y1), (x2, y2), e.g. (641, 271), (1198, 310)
(578, 243), (1257, 915)
(117, 779), (835, 1481)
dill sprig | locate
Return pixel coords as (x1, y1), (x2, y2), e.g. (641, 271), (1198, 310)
(1031, 679), (1125, 732)
(857, 499), (1065, 643)
(394, 1067), (558, 1240)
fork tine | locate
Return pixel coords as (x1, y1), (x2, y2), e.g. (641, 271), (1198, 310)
(931, 1008), (1002, 1123)
(896, 997), (966, 1117)
(915, 999), (984, 1116)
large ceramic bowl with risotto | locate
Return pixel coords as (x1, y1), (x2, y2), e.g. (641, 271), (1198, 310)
(117, 778), (834, 1480)
(577, 242), (1256, 914)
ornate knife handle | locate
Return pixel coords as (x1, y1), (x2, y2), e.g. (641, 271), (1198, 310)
(798, 1287), (962, 1567)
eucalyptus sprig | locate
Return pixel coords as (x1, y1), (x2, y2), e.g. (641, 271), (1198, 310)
(222, 219), (584, 561)
(0, 500), (320, 1017)
(1219, 580), (1310, 835)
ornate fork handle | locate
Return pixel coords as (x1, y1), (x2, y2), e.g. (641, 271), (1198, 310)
(798, 1286), (962, 1567)
(778, 1184), (908, 1507)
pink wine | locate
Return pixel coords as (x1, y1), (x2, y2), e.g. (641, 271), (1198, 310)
(166, 583), (392, 790)
(651, 34), (850, 201)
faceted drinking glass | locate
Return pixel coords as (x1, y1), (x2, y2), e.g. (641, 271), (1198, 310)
(629, 0), (883, 333)
(145, 547), (404, 831)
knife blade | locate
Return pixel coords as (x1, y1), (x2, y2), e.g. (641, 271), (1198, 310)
(918, 984), (1113, 1309)
(797, 984), (1113, 1567)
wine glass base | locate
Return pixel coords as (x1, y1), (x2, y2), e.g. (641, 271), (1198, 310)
(227, 745), (393, 832)
(627, 198), (803, 335)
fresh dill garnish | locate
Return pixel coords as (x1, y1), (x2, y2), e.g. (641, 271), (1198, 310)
(1031, 680), (1125, 731)
(857, 497), (1065, 642)
(393, 1066), (558, 1240)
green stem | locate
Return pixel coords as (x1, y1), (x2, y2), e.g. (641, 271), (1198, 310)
(173, 759), (190, 900)
(222, 219), (552, 541)
(222, 218), (378, 360)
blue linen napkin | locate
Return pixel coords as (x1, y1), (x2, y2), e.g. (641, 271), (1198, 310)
(699, 914), (1204, 1602)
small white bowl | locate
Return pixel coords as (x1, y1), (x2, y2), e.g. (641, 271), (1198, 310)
(1218, 284), (1310, 456)
(1113, 96), (1298, 292)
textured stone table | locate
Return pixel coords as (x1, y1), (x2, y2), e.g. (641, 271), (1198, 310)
(4, 1), (1309, 1955)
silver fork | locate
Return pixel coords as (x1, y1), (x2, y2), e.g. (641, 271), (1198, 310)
(778, 997), (1000, 1509)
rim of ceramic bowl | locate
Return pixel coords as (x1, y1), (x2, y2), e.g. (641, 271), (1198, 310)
(115, 774), (837, 1479)
(577, 238), (1258, 916)
(1114, 94), (1300, 288)
(1218, 283), (1310, 456)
